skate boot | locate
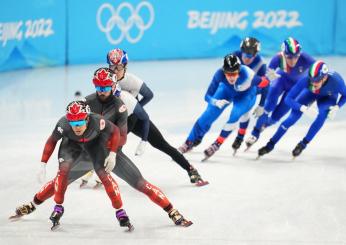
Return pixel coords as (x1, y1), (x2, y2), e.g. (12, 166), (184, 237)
(9, 202), (36, 220)
(168, 209), (193, 227)
(116, 209), (134, 231)
(178, 140), (194, 154)
(135, 140), (147, 156)
(202, 141), (221, 161)
(50, 204), (64, 231)
(187, 167), (209, 186)
(257, 141), (275, 159)
(192, 139), (202, 147)
(292, 142), (306, 158)
(245, 135), (258, 151)
(232, 137), (243, 155)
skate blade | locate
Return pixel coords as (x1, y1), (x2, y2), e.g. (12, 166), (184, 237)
(9, 214), (23, 221)
(233, 149), (238, 156)
(180, 220), (193, 227)
(51, 222), (61, 231)
(126, 224), (134, 232)
(93, 183), (103, 189)
(79, 182), (88, 188)
(195, 180), (209, 187)
(201, 155), (211, 162)
(244, 146), (252, 152)
(255, 155), (261, 160)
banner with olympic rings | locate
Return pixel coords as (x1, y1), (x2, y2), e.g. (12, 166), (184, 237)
(1, 0), (346, 71)
(67, 0), (336, 64)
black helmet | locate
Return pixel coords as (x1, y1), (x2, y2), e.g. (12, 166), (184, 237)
(240, 37), (260, 56)
(223, 54), (241, 73)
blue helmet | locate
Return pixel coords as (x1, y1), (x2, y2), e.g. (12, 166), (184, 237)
(281, 37), (301, 55)
(309, 61), (328, 83)
(107, 48), (128, 65)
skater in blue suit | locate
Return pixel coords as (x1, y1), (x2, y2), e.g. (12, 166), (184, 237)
(257, 61), (346, 158)
(245, 37), (315, 149)
(179, 38), (267, 154)
(231, 37), (267, 152)
(178, 54), (269, 158)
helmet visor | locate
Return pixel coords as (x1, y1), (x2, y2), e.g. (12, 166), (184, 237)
(109, 64), (125, 72)
(284, 53), (300, 60)
(242, 52), (254, 59)
(310, 75), (326, 83)
(95, 86), (112, 92)
(69, 120), (87, 127)
(224, 71), (239, 78)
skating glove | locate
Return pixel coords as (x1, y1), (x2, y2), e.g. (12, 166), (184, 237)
(253, 106), (264, 118)
(213, 99), (230, 109)
(37, 162), (46, 183)
(300, 105), (318, 118)
(104, 151), (117, 173)
(328, 105), (339, 120)
(135, 140), (147, 156)
(266, 68), (281, 81)
(113, 83), (122, 97)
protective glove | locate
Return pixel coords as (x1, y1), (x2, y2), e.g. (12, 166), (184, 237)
(328, 105), (339, 120)
(300, 105), (318, 118)
(104, 151), (117, 173)
(135, 140), (147, 156)
(266, 68), (281, 81)
(113, 83), (122, 97)
(253, 106), (264, 118)
(213, 99), (230, 109)
(37, 162), (46, 183)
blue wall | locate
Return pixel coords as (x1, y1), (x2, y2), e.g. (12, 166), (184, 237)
(1, 0), (345, 72)
(335, 0), (346, 54)
(0, 0), (66, 71)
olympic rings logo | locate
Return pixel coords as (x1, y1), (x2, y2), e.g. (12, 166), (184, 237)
(97, 1), (154, 44)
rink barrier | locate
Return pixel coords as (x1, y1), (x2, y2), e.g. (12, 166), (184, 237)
(1, 0), (346, 71)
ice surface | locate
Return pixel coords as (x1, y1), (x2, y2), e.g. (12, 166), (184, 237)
(0, 57), (345, 245)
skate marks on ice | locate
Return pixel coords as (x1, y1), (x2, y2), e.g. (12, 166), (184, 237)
(2, 58), (346, 244)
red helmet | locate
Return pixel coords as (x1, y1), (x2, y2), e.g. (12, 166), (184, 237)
(92, 68), (117, 87)
(66, 101), (90, 121)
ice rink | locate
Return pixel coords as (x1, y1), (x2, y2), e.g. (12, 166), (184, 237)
(0, 57), (346, 245)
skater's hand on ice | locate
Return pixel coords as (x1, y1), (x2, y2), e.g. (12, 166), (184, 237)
(300, 105), (318, 118)
(328, 105), (339, 120)
(253, 106), (264, 118)
(266, 68), (281, 81)
(104, 151), (117, 173)
(37, 162), (46, 183)
(213, 99), (230, 109)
